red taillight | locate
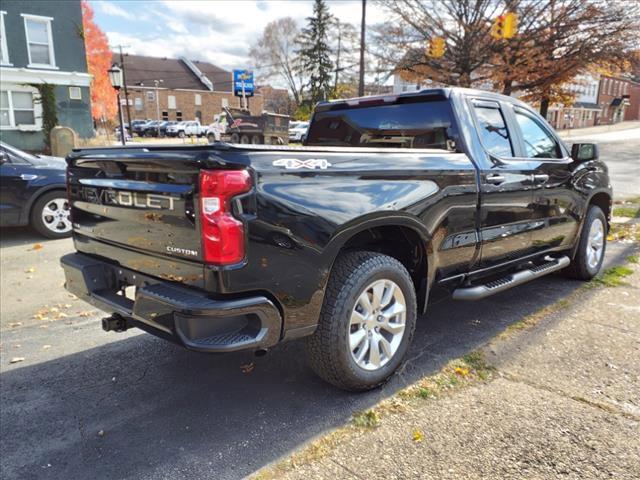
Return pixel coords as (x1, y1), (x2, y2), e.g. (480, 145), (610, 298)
(199, 169), (251, 265)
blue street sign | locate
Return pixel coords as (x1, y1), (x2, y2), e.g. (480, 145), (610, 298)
(233, 69), (254, 97)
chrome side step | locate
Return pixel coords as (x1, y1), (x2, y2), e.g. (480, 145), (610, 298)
(452, 256), (570, 301)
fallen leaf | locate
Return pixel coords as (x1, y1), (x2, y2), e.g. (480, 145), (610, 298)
(412, 429), (424, 442)
(26, 267), (35, 273)
(10, 357), (25, 364)
(9, 322), (22, 328)
(30, 243), (43, 251)
(454, 367), (470, 377)
(240, 363), (255, 374)
(78, 311), (95, 318)
(42, 345), (51, 350)
(97, 430), (105, 437)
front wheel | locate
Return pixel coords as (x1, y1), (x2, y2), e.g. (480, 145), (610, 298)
(178, 131), (186, 138)
(306, 251), (417, 391)
(31, 191), (72, 239)
(564, 205), (607, 280)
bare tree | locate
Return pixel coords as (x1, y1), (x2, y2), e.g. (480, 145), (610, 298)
(249, 18), (305, 105)
(376, 0), (501, 88)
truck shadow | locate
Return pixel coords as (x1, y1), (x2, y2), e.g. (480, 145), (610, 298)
(0, 244), (634, 480)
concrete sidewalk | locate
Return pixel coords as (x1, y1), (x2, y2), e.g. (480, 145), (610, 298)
(557, 120), (640, 138)
(254, 255), (640, 480)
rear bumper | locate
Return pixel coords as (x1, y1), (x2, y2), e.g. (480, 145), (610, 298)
(61, 253), (282, 353)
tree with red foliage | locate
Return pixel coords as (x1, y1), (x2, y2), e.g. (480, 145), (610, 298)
(81, 0), (116, 122)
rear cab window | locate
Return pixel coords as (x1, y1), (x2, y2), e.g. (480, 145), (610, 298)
(305, 95), (459, 150)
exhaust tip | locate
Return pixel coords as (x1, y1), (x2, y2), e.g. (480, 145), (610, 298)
(254, 348), (268, 357)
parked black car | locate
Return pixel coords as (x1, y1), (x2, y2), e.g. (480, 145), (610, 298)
(131, 119), (150, 136)
(0, 142), (71, 238)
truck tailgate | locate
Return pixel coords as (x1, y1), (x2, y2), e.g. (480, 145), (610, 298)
(67, 150), (217, 286)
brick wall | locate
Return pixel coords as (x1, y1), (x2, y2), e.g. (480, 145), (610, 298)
(595, 76), (634, 125)
(125, 87), (264, 123)
(624, 83), (640, 122)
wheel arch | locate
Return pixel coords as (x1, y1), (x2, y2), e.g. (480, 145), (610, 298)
(587, 190), (612, 228)
(324, 214), (433, 314)
(21, 184), (67, 225)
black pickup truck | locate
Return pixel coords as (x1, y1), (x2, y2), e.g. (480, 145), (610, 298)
(61, 88), (611, 391)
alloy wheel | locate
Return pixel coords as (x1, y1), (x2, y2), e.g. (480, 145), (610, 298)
(586, 218), (604, 269)
(41, 198), (71, 234)
(348, 279), (407, 371)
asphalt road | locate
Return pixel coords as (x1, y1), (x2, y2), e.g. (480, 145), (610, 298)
(0, 134), (638, 480)
(562, 127), (640, 199)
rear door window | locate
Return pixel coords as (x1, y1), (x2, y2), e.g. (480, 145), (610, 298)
(471, 103), (513, 157)
(305, 97), (457, 149)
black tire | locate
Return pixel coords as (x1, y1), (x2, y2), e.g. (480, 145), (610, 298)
(178, 130), (186, 138)
(306, 251), (417, 391)
(30, 190), (72, 239)
(240, 134), (250, 144)
(207, 133), (216, 143)
(251, 135), (261, 145)
(230, 133), (240, 143)
(564, 205), (607, 280)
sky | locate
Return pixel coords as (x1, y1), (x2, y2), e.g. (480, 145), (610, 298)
(91, 0), (389, 75)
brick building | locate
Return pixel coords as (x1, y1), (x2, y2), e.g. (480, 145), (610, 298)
(116, 54), (263, 124)
(547, 74), (601, 129)
(595, 75), (637, 125)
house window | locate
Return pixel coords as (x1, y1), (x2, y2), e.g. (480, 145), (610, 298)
(0, 11), (10, 65)
(161, 110), (168, 120)
(176, 111), (182, 121)
(221, 98), (229, 108)
(168, 95), (176, 109)
(134, 97), (143, 111)
(69, 87), (82, 100)
(146, 91), (155, 102)
(1, 90), (38, 128)
(195, 94), (202, 106)
(22, 14), (56, 68)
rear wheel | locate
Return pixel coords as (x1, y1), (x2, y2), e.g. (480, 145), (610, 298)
(306, 251), (417, 391)
(251, 135), (261, 145)
(230, 133), (240, 143)
(207, 133), (216, 143)
(564, 205), (607, 280)
(178, 130), (186, 138)
(240, 134), (250, 144)
(31, 190), (72, 239)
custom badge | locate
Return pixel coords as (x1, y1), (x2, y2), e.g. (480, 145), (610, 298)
(272, 158), (332, 170)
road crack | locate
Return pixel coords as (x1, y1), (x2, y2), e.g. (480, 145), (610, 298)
(500, 370), (640, 421)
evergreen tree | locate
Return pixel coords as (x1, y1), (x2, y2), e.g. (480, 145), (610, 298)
(297, 0), (334, 105)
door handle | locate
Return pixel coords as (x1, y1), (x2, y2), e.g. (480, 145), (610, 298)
(485, 174), (506, 185)
(533, 174), (549, 184)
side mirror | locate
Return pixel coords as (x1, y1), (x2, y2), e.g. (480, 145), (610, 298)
(571, 143), (599, 162)
(0, 151), (8, 165)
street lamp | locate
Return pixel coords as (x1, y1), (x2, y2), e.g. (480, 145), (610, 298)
(108, 64), (126, 145)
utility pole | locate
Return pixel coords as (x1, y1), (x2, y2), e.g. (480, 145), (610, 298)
(154, 79), (163, 134)
(334, 19), (341, 93)
(117, 45), (132, 126)
(358, 0), (366, 96)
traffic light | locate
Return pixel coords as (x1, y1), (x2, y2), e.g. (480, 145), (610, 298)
(503, 12), (518, 39)
(491, 12), (518, 40)
(491, 15), (506, 39)
(427, 37), (446, 58)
